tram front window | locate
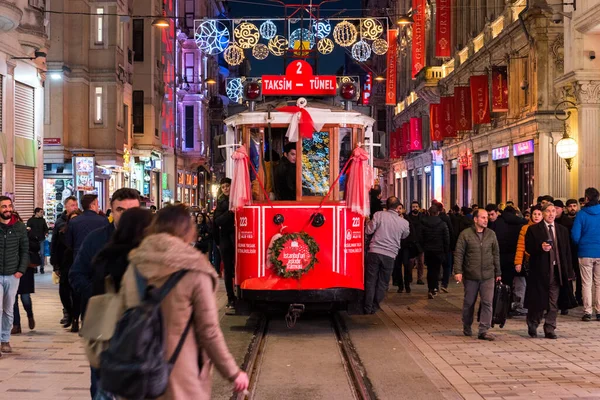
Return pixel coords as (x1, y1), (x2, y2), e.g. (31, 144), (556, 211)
(302, 131), (330, 197)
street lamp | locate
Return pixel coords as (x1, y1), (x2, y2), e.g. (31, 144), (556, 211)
(397, 14), (414, 26)
(554, 100), (578, 171)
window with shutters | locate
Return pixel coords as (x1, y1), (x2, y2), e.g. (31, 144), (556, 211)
(14, 166), (34, 222)
(133, 91), (144, 134)
(14, 83), (34, 140)
(185, 105), (194, 149)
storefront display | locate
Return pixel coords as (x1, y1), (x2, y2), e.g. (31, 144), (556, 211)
(73, 156), (95, 192)
(43, 163), (75, 227)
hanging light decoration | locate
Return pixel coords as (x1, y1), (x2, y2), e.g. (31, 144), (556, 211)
(194, 20), (230, 55)
(259, 20), (277, 40)
(317, 38), (335, 55)
(234, 22), (260, 49)
(360, 18), (383, 40)
(372, 38), (389, 55)
(351, 40), (371, 62)
(224, 45), (245, 66)
(268, 35), (288, 56)
(226, 78), (244, 103)
(312, 19), (331, 39)
(252, 43), (269, 60)
(333, 21), (358, 47)
(289, 28), (315, 52)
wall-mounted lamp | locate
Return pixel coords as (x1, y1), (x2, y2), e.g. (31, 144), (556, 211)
(554, 100), (578, 171)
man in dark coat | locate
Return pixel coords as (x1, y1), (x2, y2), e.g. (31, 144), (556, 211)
(393, 203), (418, 293)
(419, 204), (450, 298)
(525, 203), (575, 339)
(407, 201), (424, 284)
(273, 142), (296, 200)
(26, 208), (48, 273)
(214, 178), (236, 308)
(66, 194), (109, 260)
(435, 201), (455, 291)
(490, 206), (527, 285)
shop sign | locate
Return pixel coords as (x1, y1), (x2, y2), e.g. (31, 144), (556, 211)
(411, 0), (426, 78)
(43, 138), (61, 146)
(401, 170), (408, 178)
(73, 156), (95, 191)
(492, 146), (510, 161)
(513, 140), (534, 156)
(262, 60), (336, 96)
(362, 72), (372, 105)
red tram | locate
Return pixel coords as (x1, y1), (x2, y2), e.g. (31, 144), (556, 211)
(223, 63), (376, 312)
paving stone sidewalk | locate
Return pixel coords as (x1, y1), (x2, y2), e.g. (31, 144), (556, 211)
(381, 281), (600, 400)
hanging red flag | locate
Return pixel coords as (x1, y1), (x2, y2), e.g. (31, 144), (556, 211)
(389, 128), (398, 158)
(412, 0), (426, 78)
(386, 29), (398, 105)
(492, 66), (509, 112)
(402, 122), (411, 154)
(470, 75), (490, 124)
(435, 0), (452, 58)
(429, 104), (443, 141)
(441, 96), (456, 138)
(454, 86), (472, 131)
(409, 118), (423, 151)
(397, 128), (405, 156)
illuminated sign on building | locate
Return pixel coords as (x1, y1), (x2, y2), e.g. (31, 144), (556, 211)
(513, 140), (534, 157)
(492, 146), (510, 161)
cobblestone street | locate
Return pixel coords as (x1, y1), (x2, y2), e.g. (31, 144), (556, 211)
(2, 273), (600, 399)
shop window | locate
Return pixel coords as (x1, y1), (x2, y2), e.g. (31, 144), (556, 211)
(185, 105), (194, 149)
(94, 87), (103, 123)
(133, 19), (144, 61)
(133, 90), (144, 133)
(95, 8), (104, 45)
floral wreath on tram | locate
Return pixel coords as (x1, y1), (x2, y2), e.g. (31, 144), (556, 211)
(268, 231), (320, 279)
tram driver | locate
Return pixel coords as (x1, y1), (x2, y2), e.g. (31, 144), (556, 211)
(274, 142), (297, 201)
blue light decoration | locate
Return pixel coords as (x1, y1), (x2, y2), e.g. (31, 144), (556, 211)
(226, 78), (243, 103)
(289, 28), (316, 50)
(259, 20), (277, 40)
(351, 40), (372, 62)
(312, 19), (331, 39)
(195, 20), (230, 55)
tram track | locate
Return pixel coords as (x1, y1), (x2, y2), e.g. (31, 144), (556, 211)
(234, 312), (377, 400)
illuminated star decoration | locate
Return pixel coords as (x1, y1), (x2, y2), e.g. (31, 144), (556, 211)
(352, 40), (371, 62)
(360, 18), (383, 40)
(268, 35), (288, 56)
(195, 20), (230, 55)
(259, 20), (277, 40)
(226, 78), (244, 103)
(333, 21), (358, 47)
(234, 22), (260, 49)
(317, 38), (335, 55)
(224, 45), (245, 66)
(372, 38), (389, 55)
(312, 19), (331, 39)
(252, 43), (269, 60)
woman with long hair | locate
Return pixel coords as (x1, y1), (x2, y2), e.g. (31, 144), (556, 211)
(91, 208), (154, 295)
(194, 213), (212, 254)
(514, 205), (543, 315)
(118, 204), (248, 399)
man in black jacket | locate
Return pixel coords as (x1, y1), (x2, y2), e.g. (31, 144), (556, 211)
(407, 201), (425, 284)
(419, 204), (450, 298)
(489, 206), (526, 286)
(66, 195), (108, 260)
(435, 201), (455, 291)
(274, 143), (296, 200)
(27, 208), (48, 273)
(214, 178), (236, 308)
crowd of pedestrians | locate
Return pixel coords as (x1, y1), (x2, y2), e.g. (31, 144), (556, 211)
(365, 186), (600, 342)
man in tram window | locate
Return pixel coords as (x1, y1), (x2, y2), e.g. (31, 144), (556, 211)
(364, 196), (410, 314)
(274, 142), (297, 201)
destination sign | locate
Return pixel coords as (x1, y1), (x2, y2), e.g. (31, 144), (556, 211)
(262, 60), (337, 96)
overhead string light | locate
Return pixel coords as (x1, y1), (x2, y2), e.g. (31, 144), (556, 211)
(226, 78), (244, 103)
(372, 38), (389, 55)
(195, 20), (230, 55)
(259, 20), (277, 40)
(333, 20), (358, 47)
(268, 35), (288, 56)
(234, 21), (260, 49)
(317, 38), (335, 55)
(312, 19), (331, 39)
(352, 22), (371, 62)
(360, 18), (383, 40)
(252, 43), (269, 60)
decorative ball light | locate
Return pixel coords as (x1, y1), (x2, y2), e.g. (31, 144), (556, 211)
(224, 45), (245, 66)
(333, 21), (358, 47)
(352, 40), (371, 62)
(360, 18), (383, 40)
(194, 20), (230, 55)
(289, 28), (315, 50)
(372, 38), (389, 55)
(252, 43), (269, 60)
(226, 78), (244, 103)
(317, 38), (335, 55)
(312, 19), (331, 39)
(234, 22), (260, 49)
(268, 35), (288, 56)
(259, 20), (277, 40)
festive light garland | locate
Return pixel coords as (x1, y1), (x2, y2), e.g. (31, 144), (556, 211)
(268, 35), (288, 56)
(224, 44), (245, 66)
(226, 78), (243, 103)
(360, 18), (383, 40)
(312, 19), (331, 39)
(252, 43), (269, 60)
(194, 20), (229, 55)
(234, 22), (260, 49)
(333, 21), (358, 47)
(372, 38), (389, 55)
(259, 20), (277, 40)
(289, 28), (315, 50)
(317, 38), (335, 55)
(352, 40), (371, 62)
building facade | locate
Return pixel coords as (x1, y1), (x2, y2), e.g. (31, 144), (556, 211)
(0, 0), (47, 220)
(44, 0), (134, 216)
(391, 0), (571, 211)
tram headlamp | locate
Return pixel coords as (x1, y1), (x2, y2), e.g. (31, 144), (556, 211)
(243, 81), (262, 102)
(340, 82), (357, 100)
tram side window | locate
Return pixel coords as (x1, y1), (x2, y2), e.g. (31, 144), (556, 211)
(249, 129), (261, 200)
(273, 142), (297, 200)
(302, 131), (330, 197)
(338, 128), (352, 200)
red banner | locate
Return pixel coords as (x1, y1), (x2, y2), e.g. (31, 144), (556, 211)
(386, 29), (398, 105)
(492, 66), (508, 112)
(396, 128), (404, 156)
(470, 75), (490, 124)
(412, 0), (426, 78)
(454, 86), (472, 131)
(429, 104), (443, 141)
(409, 118), (423, 151)
(389, 128), (399, 158)
(435, 0), (452, 58)
(441, 96), (456, 138)
(402, 123), (410, 154)
(362, 72), (372, 105)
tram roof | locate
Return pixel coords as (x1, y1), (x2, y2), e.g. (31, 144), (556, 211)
(224, 99), (375, 128)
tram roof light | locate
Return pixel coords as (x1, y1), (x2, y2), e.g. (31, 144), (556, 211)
(340, 82), (357, 100)
(243, 81), (262, 102)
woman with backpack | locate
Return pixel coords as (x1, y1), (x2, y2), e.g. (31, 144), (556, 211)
(118, 204), (248, 398)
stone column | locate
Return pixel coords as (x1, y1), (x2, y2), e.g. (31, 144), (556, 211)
(507, 144), (518, 204)
(471, 158), (479, 206)
(443, 159), (451, 207)
(457, 164), (464, 207)
(487, 147), (496, 204)
(574, 81), (600, 196)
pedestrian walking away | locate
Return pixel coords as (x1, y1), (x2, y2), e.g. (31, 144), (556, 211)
(364, 196), (410, 314)
(418, 204), (449, 298)
(12, 229), (40, 335)
(0, 196), (29, 355)
(525, 203), (575, 339)
(453, 209), (501, 341)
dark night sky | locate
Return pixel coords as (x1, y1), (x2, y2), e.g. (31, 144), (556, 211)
(227, 0), (364, 76)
